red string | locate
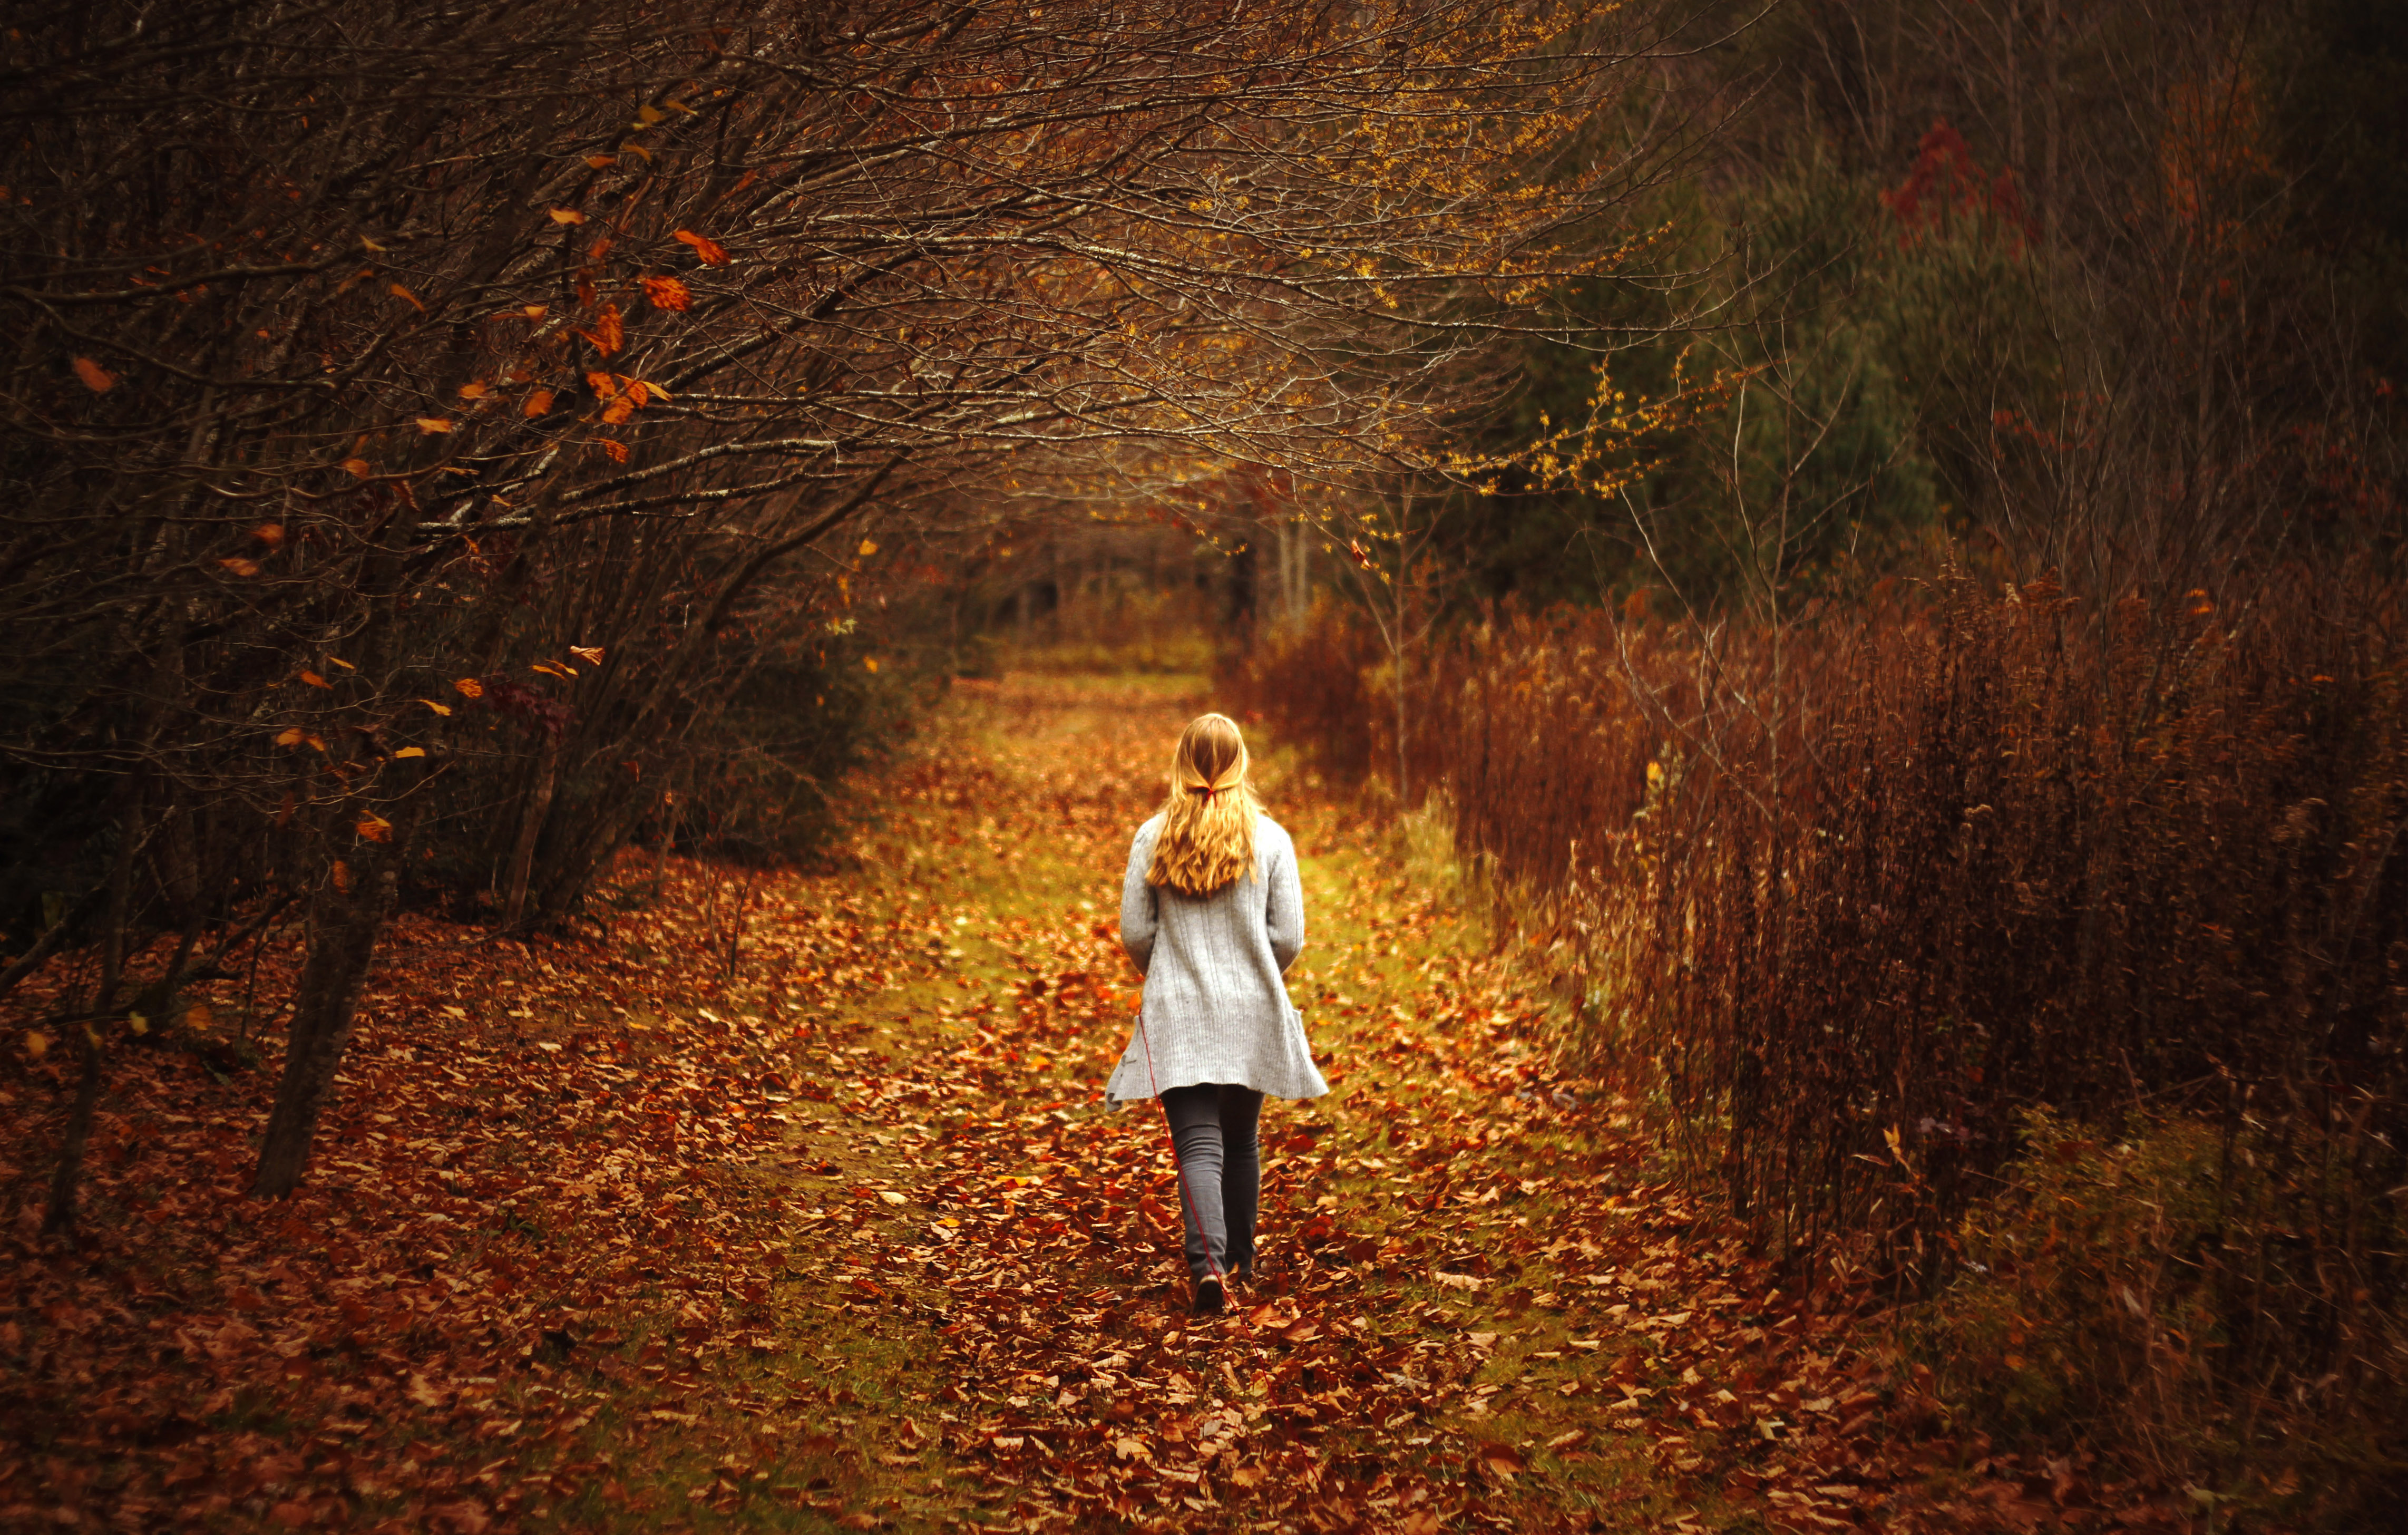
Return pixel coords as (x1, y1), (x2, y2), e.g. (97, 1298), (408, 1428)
(1134, 1004), (1227, 1287)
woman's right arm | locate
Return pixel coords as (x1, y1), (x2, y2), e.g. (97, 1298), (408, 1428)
(1119, 823), (1158, 976)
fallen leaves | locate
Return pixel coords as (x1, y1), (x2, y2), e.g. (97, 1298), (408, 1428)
(1, 675), (2115, 1535)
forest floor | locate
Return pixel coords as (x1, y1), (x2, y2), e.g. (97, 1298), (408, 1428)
(2, 675), (2119, 1534)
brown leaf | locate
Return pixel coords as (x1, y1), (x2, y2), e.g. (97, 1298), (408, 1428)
(428, 1501), (489, 1534)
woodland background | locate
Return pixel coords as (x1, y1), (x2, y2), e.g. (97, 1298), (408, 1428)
(6, 0), (2407, 1527)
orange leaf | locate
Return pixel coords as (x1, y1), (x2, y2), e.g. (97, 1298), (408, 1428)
(585, 371), (619, 399)
(71, 356), (115, 392)
(522, 388), (555, 417)
(578, 303), (624, 356)
(522, 304), (548, 320)
(623, 380), (650, 407)
(275, 727), (307, 748)
(418, 698), (453, 715)
(641, 275), (691, 311)
(392, 746), (427, 759)
(583, 154), (617, 169)
(568, 645), (606, 665)
(219, 557), (260, 577)
(252, 523), (285, 546)
(299, 670), (330, 689)
(454, 677), (485, 699)
(329, 860), (353, 893)
(598, 438), (630, 463)
(457, 380), (488, 400)
(549, 207), (587, 225)
(416, 416), (453, 434)
(389, 282), (426, 312)
(601, 395), (636, 425)
(355, 813), (394, 843)
(672, 229), (729, 265)
(342, 458), (373, 479)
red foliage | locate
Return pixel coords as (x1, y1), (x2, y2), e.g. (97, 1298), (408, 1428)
(1880, 119), (2035, 253)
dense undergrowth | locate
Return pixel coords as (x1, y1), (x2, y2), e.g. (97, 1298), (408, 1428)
(1224, 570), (2408, 1524)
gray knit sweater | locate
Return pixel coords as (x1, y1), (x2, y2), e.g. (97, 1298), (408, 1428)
(1105, 812), (1328, 1105)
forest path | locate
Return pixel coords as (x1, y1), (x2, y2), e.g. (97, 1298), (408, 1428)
(3, 675), (1908, 1535)
(754, 675), (1883, 1534)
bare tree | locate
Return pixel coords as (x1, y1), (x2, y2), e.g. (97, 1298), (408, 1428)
(1, 0), (1714, 1205)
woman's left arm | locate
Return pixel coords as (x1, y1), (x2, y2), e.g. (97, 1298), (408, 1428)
(1119, 825), (1159, 976)
(1266, 836), (1305, 973)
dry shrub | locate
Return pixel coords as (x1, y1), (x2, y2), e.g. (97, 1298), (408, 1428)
(1228, 567), (2408, 1506)
(1219, 601), (1391, 793)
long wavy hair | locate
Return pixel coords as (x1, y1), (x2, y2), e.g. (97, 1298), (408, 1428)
(1146, 713), (1260, 896)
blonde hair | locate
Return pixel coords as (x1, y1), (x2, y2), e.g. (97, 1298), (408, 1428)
(1147, 713), (1260, 896)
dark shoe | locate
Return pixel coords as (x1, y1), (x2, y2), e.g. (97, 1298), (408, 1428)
(1191, 1276), (1225, 1316)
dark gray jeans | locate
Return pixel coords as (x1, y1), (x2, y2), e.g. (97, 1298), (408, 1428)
(1161, 1082), (1264, 1283)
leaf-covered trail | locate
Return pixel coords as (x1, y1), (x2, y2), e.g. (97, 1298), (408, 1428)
(4, 675), (1946, 1534)
(773, 678), (1925, 1534)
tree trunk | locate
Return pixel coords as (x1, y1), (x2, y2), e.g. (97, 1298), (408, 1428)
(251, 827), (409, 1199)
(500, 732), (562, 928)
(43, 784), (143, 1236)
(41, 1026), (103, 1237)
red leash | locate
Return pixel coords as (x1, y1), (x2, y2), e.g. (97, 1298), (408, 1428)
(1134, 1002), (1228, 1286)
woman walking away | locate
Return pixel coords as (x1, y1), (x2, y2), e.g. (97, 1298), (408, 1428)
(1107, 713), (1327, 1317)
